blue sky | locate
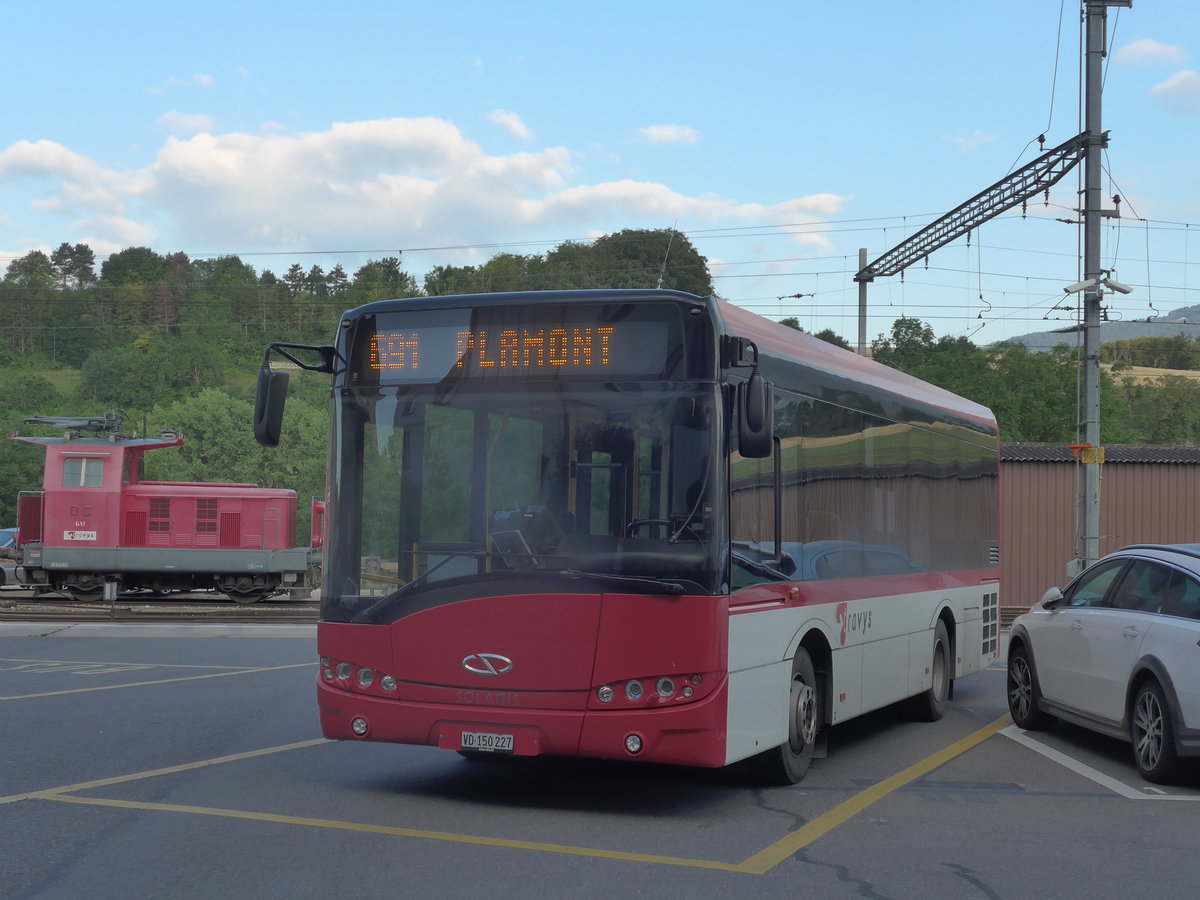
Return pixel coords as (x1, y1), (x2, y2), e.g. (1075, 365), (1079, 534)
(2, 0), (1198, 344)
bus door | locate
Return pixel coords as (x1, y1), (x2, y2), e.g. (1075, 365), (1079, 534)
(570, 412), (632, 540)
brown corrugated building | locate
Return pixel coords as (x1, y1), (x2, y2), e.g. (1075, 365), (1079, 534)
(1000, 443), (1200, 623)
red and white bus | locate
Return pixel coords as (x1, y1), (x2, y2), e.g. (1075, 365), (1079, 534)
(255, 289), (1000, 783)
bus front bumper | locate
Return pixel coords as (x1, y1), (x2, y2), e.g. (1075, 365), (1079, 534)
(316, 676), (730, 768)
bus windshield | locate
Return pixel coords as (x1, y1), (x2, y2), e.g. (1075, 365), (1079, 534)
(322, 379), (724, 622)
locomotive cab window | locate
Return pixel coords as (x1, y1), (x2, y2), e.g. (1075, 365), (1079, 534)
(62, 457), (105, 488)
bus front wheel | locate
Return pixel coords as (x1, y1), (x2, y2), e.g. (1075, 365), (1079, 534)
(755, 648), (820, 785)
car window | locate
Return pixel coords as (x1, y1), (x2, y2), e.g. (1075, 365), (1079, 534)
(862, 550), (920, 576)
(1065, 560), (1126, 608)
(1159, 569), (1200, 619)
(1107, 560), (1171, 613)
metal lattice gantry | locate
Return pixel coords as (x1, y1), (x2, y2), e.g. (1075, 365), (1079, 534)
(854, 131), (1088, 283)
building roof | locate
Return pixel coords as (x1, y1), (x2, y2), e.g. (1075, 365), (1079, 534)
(1002, 443), (1200, 464)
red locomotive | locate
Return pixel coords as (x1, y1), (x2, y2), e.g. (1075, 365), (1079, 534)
(5, 412), (313, 602)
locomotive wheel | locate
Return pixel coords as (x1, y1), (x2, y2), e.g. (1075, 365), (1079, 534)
(228, 588), (270, 604)
(62, 575), (106, 602)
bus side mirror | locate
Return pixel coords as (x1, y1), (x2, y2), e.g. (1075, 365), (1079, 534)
(738, 371), (774, 459)
(254, 366), (290, 447)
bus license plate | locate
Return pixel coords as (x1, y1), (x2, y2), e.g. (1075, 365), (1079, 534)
(461, 731), (514, 752)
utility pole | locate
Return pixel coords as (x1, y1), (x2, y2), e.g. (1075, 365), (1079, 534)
(1079, 0), (1130, 569)
(858, 248), (868, 355)
(851, 1), (1130, 570)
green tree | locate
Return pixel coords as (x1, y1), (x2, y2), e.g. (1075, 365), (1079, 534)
(184, 255), (257, 347)
(50, 242), (97, 288)
(327, 264), (348, 297)
(872, 318), (1089, 442)
(778, 317), (851, 349)
(1111, 374), (1200, 444)
(813, 328), (851, 350)
(3, 250), (56, 288)
(2, 251), (58, 354)
(96, 247), (171, 337)
(1102, 334), (1200, 370)
(146, 388), (328, 544)
(589, 228), (713, 295)
(0, 373), (67, 525)
(350, 257), (421, 304)
(422, 228), (714, 297)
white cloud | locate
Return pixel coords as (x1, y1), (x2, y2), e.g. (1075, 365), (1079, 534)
(73, 214), (158, 247)
(948, 130), (996, 153)
(487, 109), (533, 141)
(159, 110), (216, 135)
(1116, 38), (1187, 65)
(146, 73), (215, 94)
(0, 117), (847, 263)
(639, 124), (700, 145)
(1149, 70), (1200, 114)
(0, 140), (137, 215)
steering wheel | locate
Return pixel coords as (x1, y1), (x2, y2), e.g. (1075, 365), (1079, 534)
(626, 518), (672, 538)
(625, 518), (701, 542)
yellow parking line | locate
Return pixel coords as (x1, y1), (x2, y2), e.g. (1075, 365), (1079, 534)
(0, 662), (315, 701)
(738, 713), (1013, 874)
(0, 656), (268, 671)
(38, 794), (744, 871)
(0, 739), (328, 805)
(6, 715), (1012, 874)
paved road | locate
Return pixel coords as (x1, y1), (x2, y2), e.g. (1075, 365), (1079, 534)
(2, 623), (1198, 899)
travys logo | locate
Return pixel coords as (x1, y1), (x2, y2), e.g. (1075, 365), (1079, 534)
(836, 602), (872, 646)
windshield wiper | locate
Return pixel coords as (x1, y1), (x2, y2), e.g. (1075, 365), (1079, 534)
(557, 569), (686, 595)
(351, 552), (482, 622)
(732, 553), (792, 581)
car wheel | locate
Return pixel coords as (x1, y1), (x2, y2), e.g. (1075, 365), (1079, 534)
(1007, 643), (1055, 730)
(754, 649), (820, 784)
(1131, 679), (1181, 784)
(911, 621), (950, 722)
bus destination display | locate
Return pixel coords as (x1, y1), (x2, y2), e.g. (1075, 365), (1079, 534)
(371, 325), (615, 373)
(358, 307), (678, 382)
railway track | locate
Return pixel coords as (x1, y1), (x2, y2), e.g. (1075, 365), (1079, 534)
(0, 590), (319, 624)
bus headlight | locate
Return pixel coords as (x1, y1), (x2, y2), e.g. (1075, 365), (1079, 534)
(380, 675), (397, 692)
(336, 662), (352, 681)
(624, 680), (644, 701)
(656, 677), (675, 698)
(597, 685), (614, 703)
(357, 668), (374, 688)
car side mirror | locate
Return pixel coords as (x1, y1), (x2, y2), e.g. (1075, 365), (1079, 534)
(1040, 586), (1065, 609)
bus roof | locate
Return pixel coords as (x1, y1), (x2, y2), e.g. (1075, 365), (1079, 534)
(715, 299), (998, 434)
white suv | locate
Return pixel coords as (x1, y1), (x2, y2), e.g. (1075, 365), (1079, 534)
(1007, 544), (1200, 783)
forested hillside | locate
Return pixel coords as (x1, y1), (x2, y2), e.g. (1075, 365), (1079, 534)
(3, 228), (1197, 537)
(0, 229), (711, 536)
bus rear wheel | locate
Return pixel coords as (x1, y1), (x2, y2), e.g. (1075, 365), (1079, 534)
(755, 648), (820, 785)
(910, 620), (950, 722)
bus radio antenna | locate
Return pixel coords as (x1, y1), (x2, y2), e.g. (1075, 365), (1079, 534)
(655, 223), (677, 289)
